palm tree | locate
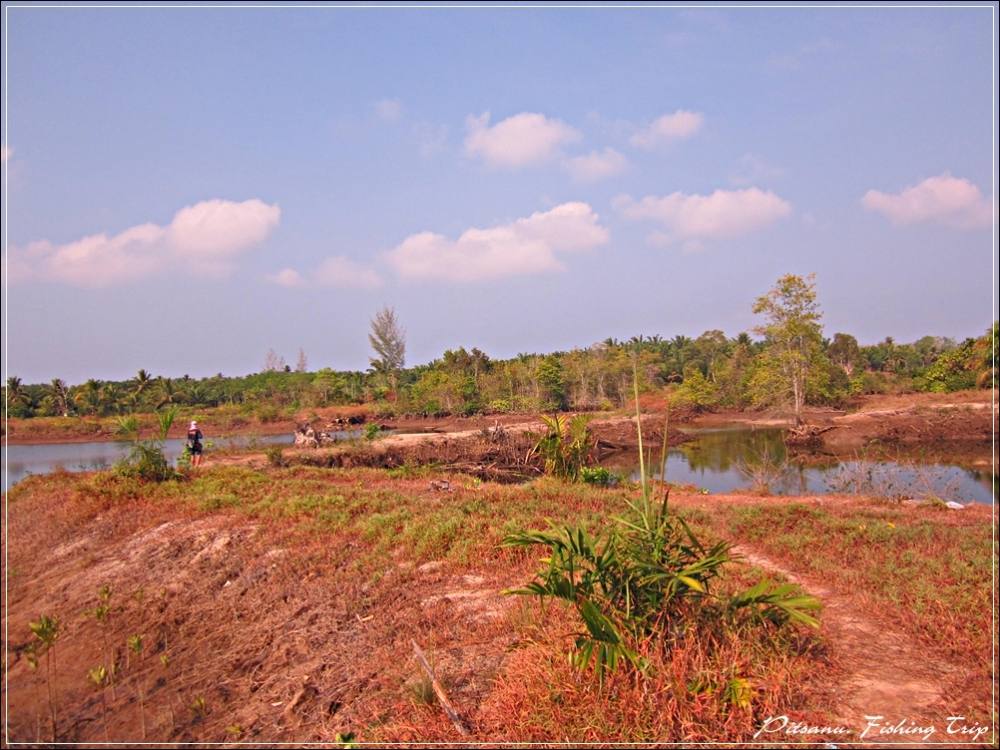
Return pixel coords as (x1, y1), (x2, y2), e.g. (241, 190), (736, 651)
(5, 376), (27, 410)
(132, 369), (153, 404)
(74, 379), (103, 415)
(48, 379), (71, 417)
(156, 377), (177, 409)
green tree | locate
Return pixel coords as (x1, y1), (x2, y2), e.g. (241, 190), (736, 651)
(827, 333), (861, 376)
(368, 306), (406, 393)
(536, 355), (567, 410)
(750, 274), (827, 424)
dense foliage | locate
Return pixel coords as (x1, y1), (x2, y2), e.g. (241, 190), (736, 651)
(5, 277), (995, 420)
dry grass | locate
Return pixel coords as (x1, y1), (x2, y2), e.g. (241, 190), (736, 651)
(3, 467), (993, 743)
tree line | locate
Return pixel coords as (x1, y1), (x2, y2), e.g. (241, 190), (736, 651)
(4, 275), (996, 421)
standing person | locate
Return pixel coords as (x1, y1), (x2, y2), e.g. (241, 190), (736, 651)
(186, 420), (204, 467)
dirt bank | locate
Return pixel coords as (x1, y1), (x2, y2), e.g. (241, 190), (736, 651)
(4, 470), (992, 744)
(229, 414), (693, 482)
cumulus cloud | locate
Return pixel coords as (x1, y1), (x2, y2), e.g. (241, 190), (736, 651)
(374, 98), (403, 121)
(862, 174), (992, 230)
(6, 199), (280, 287)
(386, 202), (609, 283)
(564, 148), (628, 183)
(629, 110), (703, 149)
(615, 187), (791, 245)
(464, 112), (581, 168)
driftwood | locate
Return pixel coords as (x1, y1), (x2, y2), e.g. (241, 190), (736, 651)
(411, 640), (470, 736)
(784, 424), (837, 447)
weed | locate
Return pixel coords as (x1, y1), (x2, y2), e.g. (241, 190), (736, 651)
(88, 665), (110, 741)
(265, 444), (286, 467)
(28, 614), (60, 741)
(504, 358), (819, 683)
(530, 414), (593, 481)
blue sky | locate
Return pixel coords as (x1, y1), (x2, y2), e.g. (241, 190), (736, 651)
(2, 4), (997, 383)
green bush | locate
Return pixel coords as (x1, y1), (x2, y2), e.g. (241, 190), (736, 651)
(264, 445), (285, 467)
(255, 404), (281, 423)
(531, 414), (593, 481)
(579, 466), (620, 487)
(115, 442), (176, 482)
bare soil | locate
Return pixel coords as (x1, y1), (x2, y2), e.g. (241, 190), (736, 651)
(3, 475), (993, 745)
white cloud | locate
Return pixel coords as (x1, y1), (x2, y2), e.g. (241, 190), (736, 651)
(386, 202), (609, 283)
(1, 145), (11, 163)
(266, 256), (383, 289)
(615, 187), (791, 244)
(464, 112), (581, 168)
(862, 174), (992, 230)
(564, 148), (628, 183)
(6, 199), (280, 287)
(374, 98), (403, 121)
(629, 110), (703, 149)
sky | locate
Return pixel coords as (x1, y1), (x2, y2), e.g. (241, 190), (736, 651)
(2, 3), (997, 384)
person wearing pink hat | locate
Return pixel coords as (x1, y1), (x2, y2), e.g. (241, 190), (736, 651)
(186, 420), (204, 467)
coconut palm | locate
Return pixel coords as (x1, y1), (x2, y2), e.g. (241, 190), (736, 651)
(74, 379), (103, 415)
(48, 379), (71, 417)
(5, 376), (27, 411)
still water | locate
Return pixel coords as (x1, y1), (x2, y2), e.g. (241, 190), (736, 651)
(2, 434), (294, 492)
(2, 427), (995, 503)
(601, 427), (996, 504)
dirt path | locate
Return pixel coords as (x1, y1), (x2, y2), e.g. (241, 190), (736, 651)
(733, 544), (962, 742)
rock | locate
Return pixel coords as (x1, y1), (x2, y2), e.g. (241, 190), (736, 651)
(945, 501), (966, 510)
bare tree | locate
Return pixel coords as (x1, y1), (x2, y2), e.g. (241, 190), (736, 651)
(263, 349), (285, 373)
(368, 306), (406, 392)
(295, 348), (308, 373)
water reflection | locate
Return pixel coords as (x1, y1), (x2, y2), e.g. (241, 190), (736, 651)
(601, 427), (996, 504)
(2, 434), (294, 492)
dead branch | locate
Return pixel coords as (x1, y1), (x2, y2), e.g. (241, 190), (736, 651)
(410, 639), (470, 737)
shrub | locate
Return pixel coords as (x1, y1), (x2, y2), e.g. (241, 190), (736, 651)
(579, 466), (620, 487)
(531, 414), (593, 481)
(116, 442), (176, 482)
(265, 445), (286, 467)
(364, 422), (382, 441)
(504, 358), (820, 683)
(487, 398), (514, 413)
(255, 404), (281, 423)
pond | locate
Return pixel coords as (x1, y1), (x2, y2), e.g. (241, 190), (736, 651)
(2, 426), (995, 504)
(1, 434), (295, 493)
(599, 427), (996, 504)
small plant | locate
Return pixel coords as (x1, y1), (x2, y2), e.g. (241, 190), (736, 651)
(156, 405), (178, 440)
(190, 695), (209, 719)
(363, 422), (382, 441)
(90, 585), (117, 699)
(88, 665), (111, 741)
(115, 415), (139, 440)
(265, 444), (286, 467)
(116, 442), (176, 482)
(28, 614), (60, 742)
(530, 413), (593, 481)
(579, 466), (620, 487)
(128, 634), (147, 739)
